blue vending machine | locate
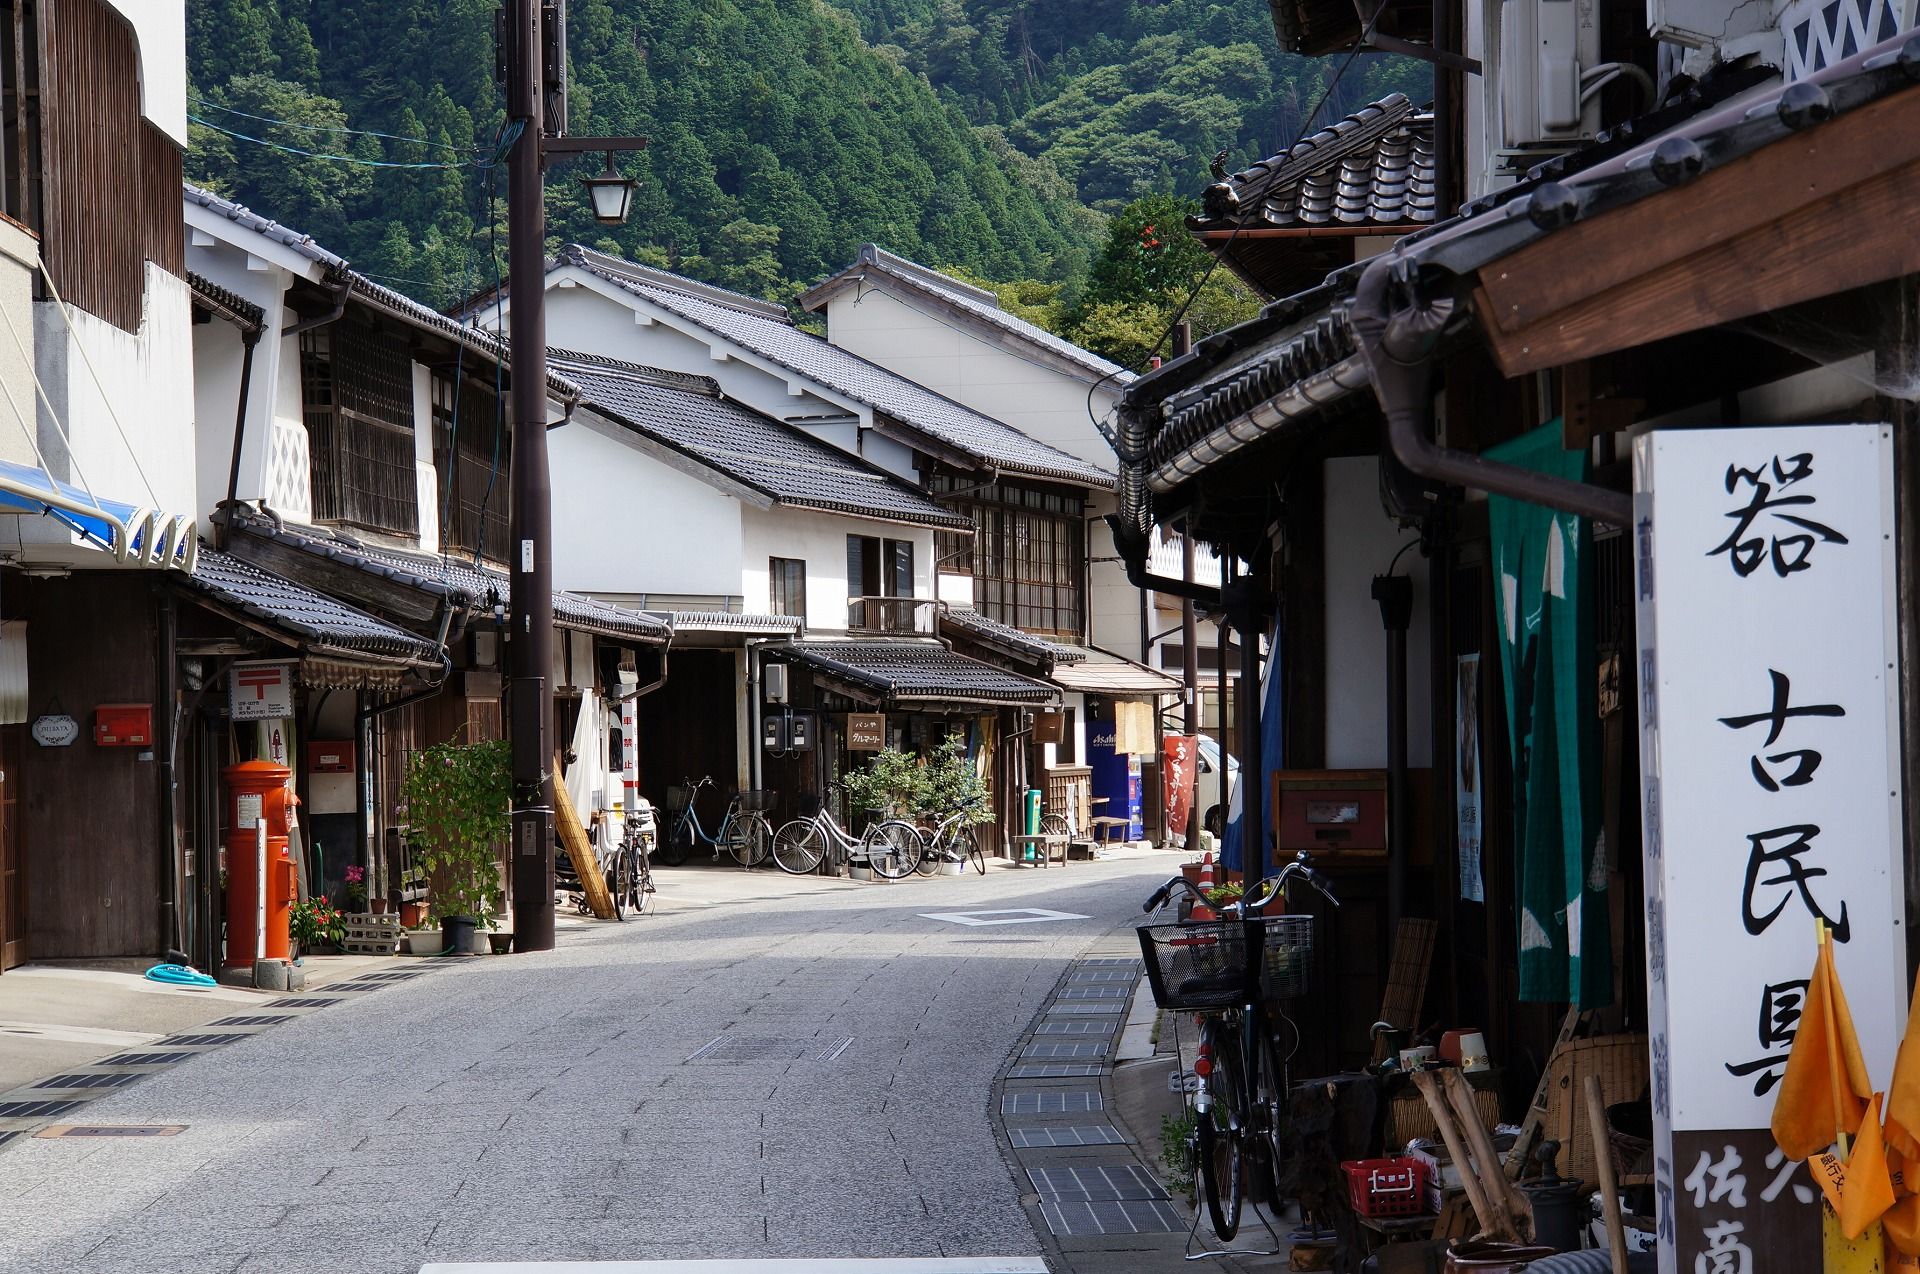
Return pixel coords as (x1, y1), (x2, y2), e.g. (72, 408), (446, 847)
(1085, 701), (1143, 840)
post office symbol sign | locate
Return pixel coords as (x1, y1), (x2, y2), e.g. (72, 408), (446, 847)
(230, 661), (296, 721)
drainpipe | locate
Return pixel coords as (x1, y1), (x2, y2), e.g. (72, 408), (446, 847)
(157, 589), (182, 960)
(284, 278), (350, 341)
(747, 640), (763, 794)
(215, 325), (263, 553)
(1372, 571), (1413, 933)
(1230, 573), (1264, 887)
(1349, 256), (1631, 526)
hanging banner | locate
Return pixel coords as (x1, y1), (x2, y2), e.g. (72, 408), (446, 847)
(1634, 424), (1906, 1274)
(1162, 734), (1197, 842)
(848, 714), (886, 751)
(1455, 653), (1484, 903)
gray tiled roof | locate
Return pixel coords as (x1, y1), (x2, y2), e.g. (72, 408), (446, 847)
(1196, 94), (1436, 230)
(227, 512), (671, 646)
(801, 246), (1133, 385)
(554, 352), (971, 530)
(556, 247), (1114, 490)
(186, 271), (266, 329)
(658, 611), (804, 635)
(181, 549), (446, 666)
(185, 182), (348, 269)
(779, 640), (1058, 707)
(1049, 644), (1182, 696)
(937, 607), (1086, 669)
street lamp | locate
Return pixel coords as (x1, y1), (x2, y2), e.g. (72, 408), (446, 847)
(580, 152), (636, 225)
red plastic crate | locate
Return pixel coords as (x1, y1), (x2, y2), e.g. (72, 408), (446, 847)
(1341, 1156), (1429, 1219)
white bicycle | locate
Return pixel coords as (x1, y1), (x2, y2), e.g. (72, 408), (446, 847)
(771, 796), (920, 879)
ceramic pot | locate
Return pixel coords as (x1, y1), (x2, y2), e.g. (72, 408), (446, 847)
(442, 916), (479, 955)
(405, 930), (444, 956)
(370, 897), (389, 916)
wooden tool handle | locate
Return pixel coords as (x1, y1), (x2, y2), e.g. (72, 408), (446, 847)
(1443, 1067), (1533, 1241)
(1413, 1069), (1510, 1242)
(1584, 1074), (1630, 1274)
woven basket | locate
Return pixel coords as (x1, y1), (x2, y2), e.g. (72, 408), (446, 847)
(1390, 1074), (1502, 1148)
(1538, 1035), (1648, 1187)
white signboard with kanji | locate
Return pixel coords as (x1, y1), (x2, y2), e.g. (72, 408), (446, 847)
(1634, 423), (1906, 1273)
(230, 660), (296, 721)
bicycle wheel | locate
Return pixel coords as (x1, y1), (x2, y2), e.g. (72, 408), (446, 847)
(728, 813), (773, 868)
(1193, 1018), (1245, 1240)
(772, 820), (825, 874)
(957, 827), (986, 875)
(633, 845), (655, 915)
(1039, 812), (1071, 840)
(609, 849), (630, 921)
(657, 814), (691, 867)
(864, 821), (921, 880)
(915, 828), (945, 876)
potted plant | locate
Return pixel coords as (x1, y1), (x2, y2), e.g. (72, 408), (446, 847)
(917, 736), (994, 874)
(290, 898), (346, 955)
(343, 864), (367, 914)
(403, 738), (510, 955)
(841, 746), (923, 879)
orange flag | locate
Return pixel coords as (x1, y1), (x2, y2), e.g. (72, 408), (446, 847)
(1887, 1192), (1920, 1258)
(1843, 1093), (1898, 1239)
(1887, 977), (1920, 1166)
(1773, 926), (1874, 1161)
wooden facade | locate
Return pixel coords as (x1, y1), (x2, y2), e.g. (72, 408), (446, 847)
(35, 0), (182, 331)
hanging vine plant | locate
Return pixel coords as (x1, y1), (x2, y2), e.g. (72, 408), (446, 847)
(403, 738), (510, 928)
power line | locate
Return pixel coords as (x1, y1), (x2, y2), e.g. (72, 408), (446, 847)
(189, 96), (467, 152)
(190, 115), (477, 170)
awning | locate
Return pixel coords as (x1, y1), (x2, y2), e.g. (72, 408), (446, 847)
(935, 607), (1084, 674)
(1049, 645), (1181, 698)
(659, 610), (803, 639)
(0, 457), (195, 569)
(176, 550), (446, 677)
(774, 639), (1059, 710)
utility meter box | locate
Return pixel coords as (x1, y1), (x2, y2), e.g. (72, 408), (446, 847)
(764, 662), (789, 704)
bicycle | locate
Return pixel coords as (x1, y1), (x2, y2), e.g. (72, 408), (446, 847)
(874, 804), (987, 876)
(771, 795), (919, 879)
(1137, 851), (1338, 1242)
(608, 805), (656, 919)
(658, 777), (774, 869)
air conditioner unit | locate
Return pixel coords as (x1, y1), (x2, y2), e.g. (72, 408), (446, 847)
(1497, 0), (1604, 158)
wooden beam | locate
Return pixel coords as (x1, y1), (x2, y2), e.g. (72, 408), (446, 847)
(223, 534), (450, 628)
(1479, 153), (1920, 376)
(552, 752), (614, 920)
(1480, 88), (1920, 332)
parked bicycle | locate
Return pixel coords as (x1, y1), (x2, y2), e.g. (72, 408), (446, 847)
(1138, 850), (1337, 1241)
(771, 792), (919, 878)
(870, 803), (987, 877)
(657, 777), (774, 869)
(608, 803), (656, 919)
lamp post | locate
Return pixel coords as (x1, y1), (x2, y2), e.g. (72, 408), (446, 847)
(503, 0), (644, 953)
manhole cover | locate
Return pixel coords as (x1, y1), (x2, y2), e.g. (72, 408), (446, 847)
(35, 1124), (186, 1139)
(32, 1072), (140, 1090)
(154, 1034), (246, 1047)
(0, 1099), (84, 1119)
(1030, 1164), (1168, 1201)
(1020, 1041), (1109, 1059)
(1008, 1063), (1104, 1078)
(266, 997), (340, 1009)
(1009, 1125), (1126, 1147)
(99, 1052), (196, 1067)
(1001, 1090), (1102, 1115)
(209, 1015), (292, 1027)
(1040, 1198), (1184, 1236)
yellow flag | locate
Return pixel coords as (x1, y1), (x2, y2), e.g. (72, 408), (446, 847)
(1775, 931), (1874, 1160)
(1845, 1095), (1899, 1240)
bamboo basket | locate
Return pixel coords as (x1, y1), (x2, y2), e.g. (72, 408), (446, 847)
(1536, 1035), (1648, 1187)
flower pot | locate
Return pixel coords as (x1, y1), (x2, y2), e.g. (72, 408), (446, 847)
(405, 930), (444, 956)
(441, 916), (479, 956)
(487, 931), (513, 954)
(400, 901), (423, 929)
(371, 897), (389, 916)
(849, 864), (873, 881)
(938, 859), (966, 877)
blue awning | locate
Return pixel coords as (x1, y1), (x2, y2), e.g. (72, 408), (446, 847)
(0, 457), (195, 569)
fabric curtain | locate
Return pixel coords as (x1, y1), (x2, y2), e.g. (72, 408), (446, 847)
(1488, 420), (1611, 1009)
(1113, 699), (1154, 756)
(1220, 611), (1283, 875)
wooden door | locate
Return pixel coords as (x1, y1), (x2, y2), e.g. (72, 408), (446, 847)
(1, 725), (23, 970)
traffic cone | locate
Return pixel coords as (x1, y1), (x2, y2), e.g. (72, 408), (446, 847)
(1192, 853), (1217, 920)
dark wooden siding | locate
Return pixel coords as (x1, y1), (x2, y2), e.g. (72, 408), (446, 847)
(36, 0), (183, 332)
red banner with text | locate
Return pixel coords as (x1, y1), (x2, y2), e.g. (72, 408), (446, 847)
(1162, 735), (1198, 842)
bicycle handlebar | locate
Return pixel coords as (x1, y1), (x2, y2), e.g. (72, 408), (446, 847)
(1140, 851), (1341, 916)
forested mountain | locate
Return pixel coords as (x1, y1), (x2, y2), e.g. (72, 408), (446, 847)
(188, 0), (1103, 309)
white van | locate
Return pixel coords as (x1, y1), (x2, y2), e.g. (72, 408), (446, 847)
(1196, 735), (1240, 837)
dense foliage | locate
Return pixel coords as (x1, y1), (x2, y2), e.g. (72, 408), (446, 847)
(188, 0), (1101, 308)
(402, 738), (510, 926)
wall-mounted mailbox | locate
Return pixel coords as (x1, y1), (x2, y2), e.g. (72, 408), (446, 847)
(94, 703), (153, 747)
(307, 741), (355, 774)
(1272, 769), (1388, 862)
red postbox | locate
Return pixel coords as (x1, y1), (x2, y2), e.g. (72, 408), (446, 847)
(222, 759), (298, 970)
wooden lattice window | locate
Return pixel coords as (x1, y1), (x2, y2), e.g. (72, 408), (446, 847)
(431, 368), (509, 560)
(301, 322), (420, 537)
(930, 475), (1085, 638)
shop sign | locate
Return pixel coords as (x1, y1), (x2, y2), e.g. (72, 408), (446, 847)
(230, 661), (295, 721)
(1634, 424), (1905, 1274)
(30, 714), (78, 747)
(848, 713), (886, 751)
(1161, 734), (1197, 839)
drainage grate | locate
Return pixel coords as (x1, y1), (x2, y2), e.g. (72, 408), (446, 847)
(1068, 969), (1137, 983)
(348, 970), (430, 982)
(99, 1052), (196, 1067)
(1008, 1063), (1105, 1078)
(154, 1034), (247, 1048)
(35, 1124), (186, 1139)
(1040, 1199), (1184, 1236)
(1021, 1041), (1109, 1060)
(0, 1099), (84, 1119)
(1001, 1090), (1102, 1115)
(1077, 958), (1142, 969)
(1009, 1125), (1126, 1148)
(266, 997), (341, 1009)
(1057, 985), (1128, 1000)
(1041, 1003), (1125, 1015)
(32, 1073), (140, 1090)
(1030, 1164), (1169, 1202)
(1035, 1019), (1113, 1035)
(0, 1130), (16, 1147)
(209, 1015), (292, 1027)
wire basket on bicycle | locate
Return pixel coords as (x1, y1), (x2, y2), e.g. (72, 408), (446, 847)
(732, 789), (776, 814)
(1137, 915), (1316, 1011)
(664, 784), (698, 816)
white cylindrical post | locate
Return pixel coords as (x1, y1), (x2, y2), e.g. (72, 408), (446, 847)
(255, 817), (268, 960)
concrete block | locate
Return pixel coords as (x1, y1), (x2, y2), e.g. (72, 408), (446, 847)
(253, 959), (291, 991)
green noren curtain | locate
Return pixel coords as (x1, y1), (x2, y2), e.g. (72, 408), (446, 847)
(1488, 420), (1611, 1010)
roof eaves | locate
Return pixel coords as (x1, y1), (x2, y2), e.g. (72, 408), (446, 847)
(186, 271), (266, 331)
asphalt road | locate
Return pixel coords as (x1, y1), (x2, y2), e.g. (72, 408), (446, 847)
(1, 850), (1174, 1274)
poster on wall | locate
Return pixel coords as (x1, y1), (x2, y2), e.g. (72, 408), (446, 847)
(1455, 654), (1484, 903)
(1635, 424), (1906, 1274)
(1162, 735), (1197, 842)
(230, 660), (295, 721)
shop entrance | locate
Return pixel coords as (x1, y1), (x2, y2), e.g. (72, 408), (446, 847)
(638, 649), (741, 831)
(1, 725), (23, 970)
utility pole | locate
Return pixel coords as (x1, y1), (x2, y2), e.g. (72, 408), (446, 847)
(502, 0), (644, 953)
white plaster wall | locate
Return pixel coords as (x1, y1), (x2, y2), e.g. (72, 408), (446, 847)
(33, 265), (196, 519)
(182, 241), (297, 522)
(823, 287), (1122, 470)
(1323, 455), (1433, 770)
(1087, 497), (1136, 654)
(739, 504), (935, 633)
(103, 0), (188, 147)
(410, 363), (439, 554)
(937, 571), (974, 607)
(0, 221), (39, 470)
(549, 415), (743, 597)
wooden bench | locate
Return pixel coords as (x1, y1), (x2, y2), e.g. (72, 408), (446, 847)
(1010, 833), (1069, 867)
(1087, 816), (1133, 847)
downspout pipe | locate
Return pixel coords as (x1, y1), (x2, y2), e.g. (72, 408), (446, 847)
(1372, 572), (1413, 934)
(284, 277), (350, 341)
(215, 326), (263, 552)
(1349, 256), (1632, 527)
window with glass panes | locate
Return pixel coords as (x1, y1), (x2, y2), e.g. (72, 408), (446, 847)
(769, 557), (806, 623)
(431, 369), (511, 561)
(931, 476), (1085, 637)
(846, 535), (915, 631)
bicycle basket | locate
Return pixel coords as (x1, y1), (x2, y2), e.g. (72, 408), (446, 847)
(1136, 915), (1316, 1011)
(732, 789), (776, 814)
(664, 785), (696, 814)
